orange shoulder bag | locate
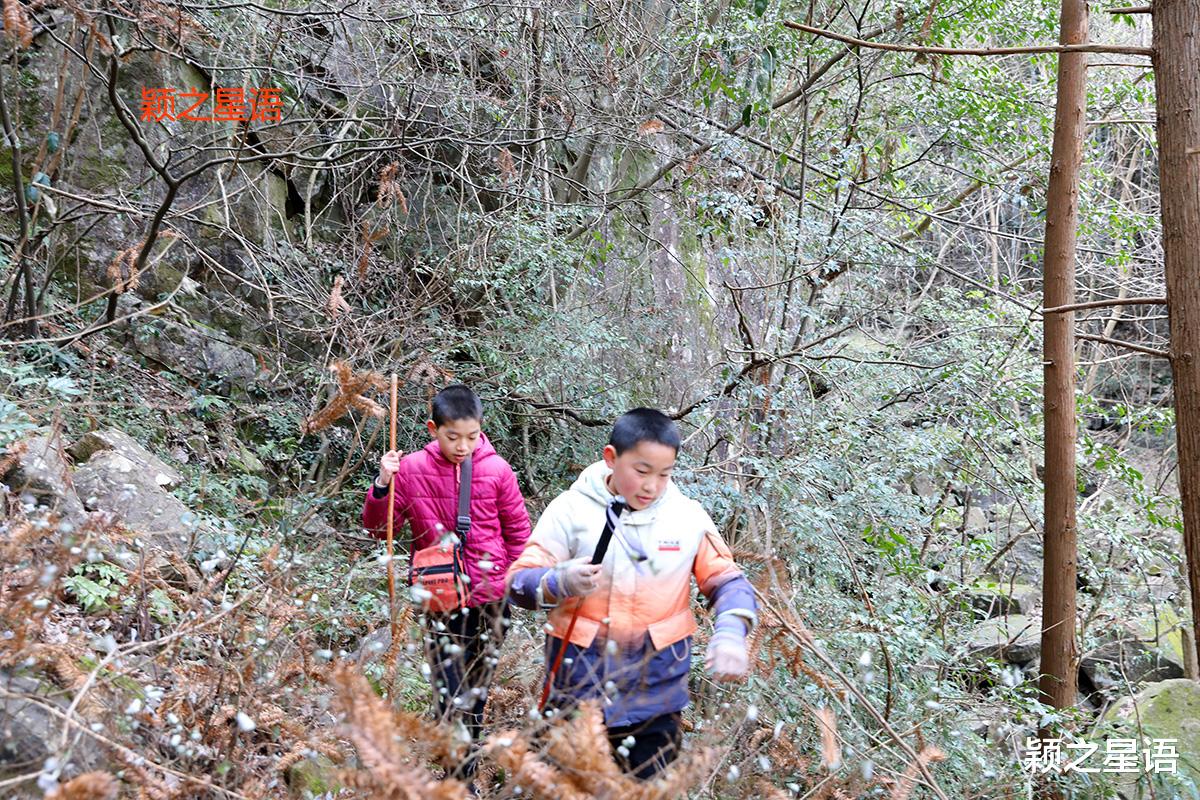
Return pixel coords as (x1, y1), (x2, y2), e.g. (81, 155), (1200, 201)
(408, 456), (471, 613)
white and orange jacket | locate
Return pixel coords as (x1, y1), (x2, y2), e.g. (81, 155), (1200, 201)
(507, 460), (756, 726)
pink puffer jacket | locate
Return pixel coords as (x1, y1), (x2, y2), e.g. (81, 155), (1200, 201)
(361, 432), (531, 606)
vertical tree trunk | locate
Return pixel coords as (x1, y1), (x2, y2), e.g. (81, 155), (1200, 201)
(0, 63), (37, 337)
(1154, 0), (1200, 674)
(1038, 0), (1087, 745)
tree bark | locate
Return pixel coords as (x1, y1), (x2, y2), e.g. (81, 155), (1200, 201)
(1154, 0), (1200, 675)
(1038, 0), (1087, 751)
(0, 63), (37, 337)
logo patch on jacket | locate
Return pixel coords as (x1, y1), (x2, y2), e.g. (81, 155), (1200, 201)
(658, 539), (681, 552)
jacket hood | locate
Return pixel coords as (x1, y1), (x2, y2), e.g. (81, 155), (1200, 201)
(422, 430), (497, 467)
(569, 460), (677, 525)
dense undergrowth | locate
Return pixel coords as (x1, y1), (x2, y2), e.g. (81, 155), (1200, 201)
(1, 278), (1191, 799)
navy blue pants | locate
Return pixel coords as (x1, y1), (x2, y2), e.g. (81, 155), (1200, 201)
(607, 712), (683, 779)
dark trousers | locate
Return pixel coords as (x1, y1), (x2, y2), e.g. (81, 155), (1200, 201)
(423, 600), (510, 780)
(606, 712), (683, 779)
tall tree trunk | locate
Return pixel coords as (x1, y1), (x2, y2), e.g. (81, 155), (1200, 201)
(0, 63), (37, 337)
(1038, 0), (1087, 753)
(1154, 0), (1200, 673)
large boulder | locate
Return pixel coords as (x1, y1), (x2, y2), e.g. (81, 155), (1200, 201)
(130, 316), (259, 391)
(1102, 679), (1200, 796)
(1, 433), (86, 523)
(69, 429), (182, 490)
(1081, 628), (1185, 696)
(961, 614), (1041, 665)
(1134, 605), (1191, 676)
(72, 451), (196, 555)
(967, 577), (1039, 619)
(273, 498), (338, 540)
(0, 671), (105, 789)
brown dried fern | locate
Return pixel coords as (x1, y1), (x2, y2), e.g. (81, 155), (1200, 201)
(2, 0), (33, 48)
(486, 701), (716, 800)
(301, 361), (387, 435)
(0, 439), (27, 480)
(0, 517), (41, 563)
(486, 732), (589, 800)
(749, 778), (793, 800)
(327, 274), (352, 318)
(890, 745), (946, 800)
(105, 247), (140, 293)
(330, 663), (468, 799)
(45, 771), (120, 800)
(376, 162), (408, 212)
(356, 222), (390, 281)
(813, 706), (841, 771)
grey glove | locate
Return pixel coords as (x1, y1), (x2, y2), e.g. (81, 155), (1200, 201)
(549, 557), (603, 598)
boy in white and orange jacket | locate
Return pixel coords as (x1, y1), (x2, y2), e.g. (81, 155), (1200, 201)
(507, 408), (756, 779)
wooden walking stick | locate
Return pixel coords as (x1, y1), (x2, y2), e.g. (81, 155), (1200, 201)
(386, 373), (399, 643)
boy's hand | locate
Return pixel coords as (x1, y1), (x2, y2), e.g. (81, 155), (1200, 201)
(375, 450), (402, 487)
(706, 616), (750, 682)
(552, 557), (604, 598)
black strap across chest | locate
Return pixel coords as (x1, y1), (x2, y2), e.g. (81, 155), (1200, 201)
(455, 456), (472, 539)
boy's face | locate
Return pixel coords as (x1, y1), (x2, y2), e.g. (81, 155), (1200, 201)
(427, 417), (482, 465)
(603, 440), (677, 511)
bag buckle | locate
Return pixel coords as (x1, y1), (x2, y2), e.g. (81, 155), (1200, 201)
(456, 515), (471, 535)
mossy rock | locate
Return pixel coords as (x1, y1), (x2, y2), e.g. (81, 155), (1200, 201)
(1102, 678), (1200, 797)
(286, 753), (341, 798)
(0, 148), (15, 187)
(200, 164), (293, 245)
(967, 576), (1038, 619)
(1135, 605), (1188, 667)
(73, 146), (131, 187)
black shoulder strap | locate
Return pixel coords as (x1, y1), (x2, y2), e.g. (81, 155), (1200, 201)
(591, 498), (626, 564)
(456, 456), (472, 538)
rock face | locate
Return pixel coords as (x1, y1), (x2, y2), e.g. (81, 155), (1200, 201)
(72, 451), (195, 555)
(1, 433), (86, 523)
(1102, 679), (1200, 795)
(68, 428), (183, 490)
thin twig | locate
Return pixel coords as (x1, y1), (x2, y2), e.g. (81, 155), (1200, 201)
(784, 21), (1154, 56)
(1042, 296), (1166, 313)
(1076, 332), (1168, 358)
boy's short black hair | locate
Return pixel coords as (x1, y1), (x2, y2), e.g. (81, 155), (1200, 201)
(431, 384), (483, 426)
(609, 408), (680, 454)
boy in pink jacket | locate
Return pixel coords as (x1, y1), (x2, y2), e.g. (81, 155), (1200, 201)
(362, 384), (531, 784)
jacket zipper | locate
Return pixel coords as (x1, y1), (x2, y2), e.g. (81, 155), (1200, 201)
(414, 563), (456, 575)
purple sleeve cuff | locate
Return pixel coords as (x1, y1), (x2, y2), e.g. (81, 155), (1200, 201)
(714, 612), (748, 639)
(509, 566), (552, 610)
(709, 574), (757, 625)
